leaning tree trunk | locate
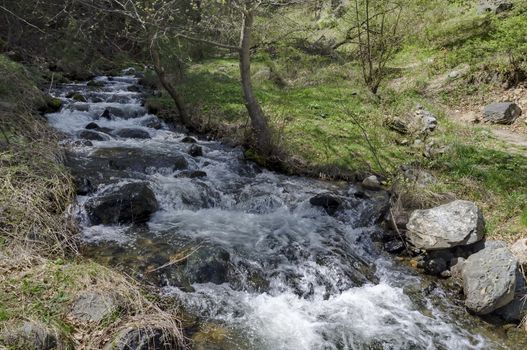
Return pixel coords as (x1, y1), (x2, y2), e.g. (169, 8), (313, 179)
(150, 45), (189, 124)
(239, 10), (273, 154)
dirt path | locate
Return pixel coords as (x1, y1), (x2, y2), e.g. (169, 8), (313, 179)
(440, 86), (527, 158)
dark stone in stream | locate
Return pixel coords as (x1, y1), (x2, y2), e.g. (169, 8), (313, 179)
(188, 144), (203, 157)
(95, 127), (114, 135)
(424, 257), (448, 276)
(85, 182), (158, 225)
(140, 116), (162, 129)
(85, 122), (99, 129)
(92, 147), (188, 172)
(309, 193), (343, 215)
(78, 130), (110, 141)
(174, 170), (207, 179)
(70, 140), (93, 147)
(384, 239), (405, 254)
(183, 246), (232, 285)
(64, 147), (188, 190)
(181, 136), (198, 143)
(100, 109), (111, 120)
(127, 85), (142, 92)
(75, 177), (94, 195)
(115, 128), (151, 139)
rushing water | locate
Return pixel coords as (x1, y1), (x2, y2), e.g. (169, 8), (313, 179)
(46, 73), (513, 350)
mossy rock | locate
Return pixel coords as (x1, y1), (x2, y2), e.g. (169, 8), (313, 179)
(39, 97), (63, 114)
(66, 92), (87, 103)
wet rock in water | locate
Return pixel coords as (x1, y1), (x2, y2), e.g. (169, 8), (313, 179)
(115, 128), (151, 139)
(362, 175), (382, 190)
(383, 239), (405, 254)
(87, 80), (105, 88)
(175, 170), (207, 179)
(69, 103), (90, 112)
(461, 246), (518, 314)
(483, 102), (522, 124)
(70, 139), (93, 147)
(406, 200), (485, 251)
(95, 127), (114, 135)
(100, 109), (111, 119)
(75, 177), (94, 195)
(181, 136), (198, 143)
(309, 193), (343, 215)
(510, 238), (527, 269)
(86, 147), (188, 173)
(424, 257), (448, 276)
(188, 144), (203, 157)
(2, 321), (58, 350)
(66, 91), (87, 102)
(140, 116), (162, 129)
(69, 292), (120, 323)
(85, 122), (99, 130)
(104, 327), (181, 350)
(127, 85), (142, 92)
(174, 246), (233, 287)
(106, 106), (126, 118)
(78, 129), (111, 141)
(85, 182), (158, 225)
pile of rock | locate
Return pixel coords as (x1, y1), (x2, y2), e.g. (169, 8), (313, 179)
(404, 200), (527, 321)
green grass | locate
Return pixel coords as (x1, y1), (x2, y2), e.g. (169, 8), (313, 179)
(173, 57), (418, 174)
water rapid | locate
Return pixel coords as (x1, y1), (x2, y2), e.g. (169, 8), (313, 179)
(46, 73), (511, 350)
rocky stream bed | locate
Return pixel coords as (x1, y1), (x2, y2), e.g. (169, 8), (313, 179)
(45, 72), (526, 349)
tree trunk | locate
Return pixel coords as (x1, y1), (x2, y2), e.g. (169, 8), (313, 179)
(239, 10), (272, 154)
(150, 45), (189, 124)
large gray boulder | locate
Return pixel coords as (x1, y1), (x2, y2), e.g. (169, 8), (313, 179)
(406, 200), (485, 250)
(85, 182), (158, 225)
(482, 102), (522, 124)
(461, 246), (518, 314)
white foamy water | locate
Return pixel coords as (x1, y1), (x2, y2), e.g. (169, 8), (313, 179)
(45, 72), (507, 350)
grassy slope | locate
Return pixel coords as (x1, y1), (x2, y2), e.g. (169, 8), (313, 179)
(149, 1), (527, 241)
(0, 55), (182, 349)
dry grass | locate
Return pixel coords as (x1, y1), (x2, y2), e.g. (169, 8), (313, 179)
(0, 252), (185, 349)
(0, 55), (185, 349)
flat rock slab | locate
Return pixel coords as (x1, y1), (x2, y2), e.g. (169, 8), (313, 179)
(462, 246), (518, 314)
(483, 102), (522, 124)
(407, 200), (485, 250)
(69, 292), (120, 323)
